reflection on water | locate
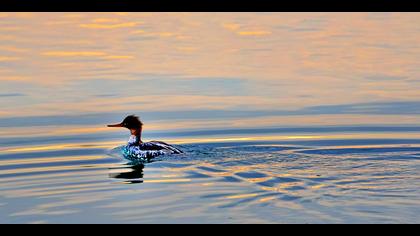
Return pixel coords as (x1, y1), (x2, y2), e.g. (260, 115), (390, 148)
(109, 164), (145, 184)
(0, 128), (419, 223)
(1, 13), (420, 121)
(1, 13), (420, 223)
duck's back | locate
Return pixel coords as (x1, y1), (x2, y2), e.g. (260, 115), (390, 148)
(144, 141), (183, 154)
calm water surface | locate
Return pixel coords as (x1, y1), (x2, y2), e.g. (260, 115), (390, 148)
(0, 127), (419, 223)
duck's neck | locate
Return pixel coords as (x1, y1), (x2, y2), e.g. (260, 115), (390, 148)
(131, 127), (143, 144)
(138, 126), (143, 144)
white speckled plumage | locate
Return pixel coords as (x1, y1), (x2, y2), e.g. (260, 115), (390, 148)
(122, 135), (183, 161)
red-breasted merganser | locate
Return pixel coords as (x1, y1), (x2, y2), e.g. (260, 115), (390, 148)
(108, 115), (182, 161)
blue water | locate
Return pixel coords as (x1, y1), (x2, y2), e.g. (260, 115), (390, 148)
(0, 126), (419, 223)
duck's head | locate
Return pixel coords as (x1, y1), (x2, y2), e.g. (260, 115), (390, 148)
(108, 115), (143, 135)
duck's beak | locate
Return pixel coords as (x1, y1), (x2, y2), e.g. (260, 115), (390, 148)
(107, 123), (124, 128)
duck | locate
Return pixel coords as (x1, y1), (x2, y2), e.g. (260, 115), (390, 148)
(108, 115), (182, 161)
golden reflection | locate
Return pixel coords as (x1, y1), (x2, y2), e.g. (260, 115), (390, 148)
(0, 140), (123, 153)
(79, 22), (140, 29)
(260, 186), (277, 192)
(238, 31), (272, 36)
(0, 56), (21, 62)
(309, 184), (327, 190)
(0, 13), (419, 119)
(222, 23), (241, 31)
(169, 133), (420, 145)
(92, 18), (120, 23)
(225, 193), (260, 199)
(102, 55), (135, 60)
(161, 174), (182, 178)
(259, 196), (277, 203)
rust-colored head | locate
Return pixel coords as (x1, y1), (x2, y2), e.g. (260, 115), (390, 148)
(107, 115), (143, 130)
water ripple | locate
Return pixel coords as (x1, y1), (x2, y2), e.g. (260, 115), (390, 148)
(0, 138), (419, 223)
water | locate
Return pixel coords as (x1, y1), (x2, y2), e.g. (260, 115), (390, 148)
(0, 127), (419, 224)
(1, 13), (420, 223)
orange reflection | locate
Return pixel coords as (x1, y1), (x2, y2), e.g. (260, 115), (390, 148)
(225, 193), (260, 199)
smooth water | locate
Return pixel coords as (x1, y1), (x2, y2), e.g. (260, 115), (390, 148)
(1, 127), (419, 224)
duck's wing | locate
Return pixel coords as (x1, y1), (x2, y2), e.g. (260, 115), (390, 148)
(123, 141), (183, 162)
(123, 145), (165, 161)
(145, 141), (183, 154)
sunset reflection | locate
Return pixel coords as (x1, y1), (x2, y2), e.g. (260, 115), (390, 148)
(1, 13), (419, 127)
(1, 13), (420, 224)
